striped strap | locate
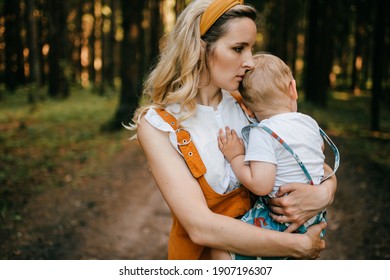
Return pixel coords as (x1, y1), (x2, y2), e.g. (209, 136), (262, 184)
(319, 128), (340, 182)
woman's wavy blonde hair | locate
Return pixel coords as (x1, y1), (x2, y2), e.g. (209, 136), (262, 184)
(129, 0), (257, 132)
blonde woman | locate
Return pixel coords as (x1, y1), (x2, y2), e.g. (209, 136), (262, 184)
(129, 0), (336, 260)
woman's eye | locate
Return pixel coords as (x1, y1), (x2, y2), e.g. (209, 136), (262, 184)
(234, 47), (243, 53)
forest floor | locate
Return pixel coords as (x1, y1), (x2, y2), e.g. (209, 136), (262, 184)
(1, 132), (390, 260)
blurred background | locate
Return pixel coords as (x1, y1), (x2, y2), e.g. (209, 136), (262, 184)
(0, 0), (389, 260)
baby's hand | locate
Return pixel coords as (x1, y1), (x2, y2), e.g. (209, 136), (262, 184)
(218, 126), (245, 163)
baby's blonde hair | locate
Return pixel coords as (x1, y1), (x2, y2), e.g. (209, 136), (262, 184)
(239, 52), (294, 111)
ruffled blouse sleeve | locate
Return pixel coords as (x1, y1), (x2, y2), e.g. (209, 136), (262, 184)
(144, 108), (181, 154)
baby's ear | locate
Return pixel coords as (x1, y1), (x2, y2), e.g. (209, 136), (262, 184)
(289, 79), (298, 100)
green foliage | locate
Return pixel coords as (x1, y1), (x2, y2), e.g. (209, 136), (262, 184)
(299, 91), (390, 167)
(0, 88), (132, 223)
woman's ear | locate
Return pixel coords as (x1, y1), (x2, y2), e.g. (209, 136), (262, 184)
(289, 79), (298, 100)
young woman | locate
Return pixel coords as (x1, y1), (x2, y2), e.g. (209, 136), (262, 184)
(130, 0), (336, 260)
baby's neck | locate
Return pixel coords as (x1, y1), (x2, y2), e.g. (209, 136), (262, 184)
(255, 107), (293, 121)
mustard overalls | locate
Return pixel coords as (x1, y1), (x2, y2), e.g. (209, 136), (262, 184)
(156, 108), (251, 260)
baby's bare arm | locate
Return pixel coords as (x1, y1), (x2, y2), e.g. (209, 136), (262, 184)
(218, 126), (275, 196)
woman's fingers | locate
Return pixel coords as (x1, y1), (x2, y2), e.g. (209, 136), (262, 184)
(268, 204), (284, 215)
(284, 222), (300, 233)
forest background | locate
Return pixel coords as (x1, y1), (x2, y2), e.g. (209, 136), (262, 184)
(0, 0), (389, 260)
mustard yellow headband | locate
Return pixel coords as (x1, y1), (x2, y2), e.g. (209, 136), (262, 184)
(200, 0), (244, 36)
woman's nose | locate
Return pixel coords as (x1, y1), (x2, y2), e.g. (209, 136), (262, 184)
(242, 53), (255, 70)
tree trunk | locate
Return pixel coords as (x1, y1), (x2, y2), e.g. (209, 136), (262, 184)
(94, 0), (103, 90)
(100, 0), (112, 94)
(4, 0), (21, 91)
(149, 0), (163, 65)
(37, 0), (49, 86)
(47, 0), (69, 98)
(350, 0), (372, 94)
(26, 0), (42, 85)
(175, 0), (186, 16)
(107, 0), (144, 130)
(110, 0), (121, 87)
(89, 1), (96, 87)
(276, 0), (288, 61)
(371, 0), (386, 131)
(26, 0), (42, 103)
(17, 2), (26, 86)
(74, 0), (84, 85)
(304, 0), (334, 106)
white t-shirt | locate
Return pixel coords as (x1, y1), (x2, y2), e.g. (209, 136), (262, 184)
(244, 112), (325, 195)
(145, 90), (250, 194)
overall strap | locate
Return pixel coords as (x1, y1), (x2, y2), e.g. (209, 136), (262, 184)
(319, 128), (340, 182)
(155, 108), (206, 178)
(229, 91), (256, 119)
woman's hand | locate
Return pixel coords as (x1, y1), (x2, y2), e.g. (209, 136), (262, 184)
(295, 222), (327, 259)
(268, 175), (336, 233)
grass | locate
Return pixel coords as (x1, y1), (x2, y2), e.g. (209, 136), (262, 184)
(300, 91), (389, 134)
(298, 90), (390, 167)
(0, 87), (132, 224)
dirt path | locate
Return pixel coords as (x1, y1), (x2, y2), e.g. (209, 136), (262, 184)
(2, 136), (390, 260)
(1, 142), (171, 260)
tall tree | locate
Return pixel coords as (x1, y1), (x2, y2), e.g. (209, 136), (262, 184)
(109, 0), (121, 87)
(141, 0), (163, 79)
(350, 0), (371, 93)
(88, 0), (96, 86)
(26, 0), (42, 86)
(66, 0), (83, 85)
(47, 0), (69, 97)
(100, 0), (113, 93)
(266, 0), (289, 61)
(26, 0), (42, 104)
(108, 0), (144, 129)
(93, 0), (103, 89)
(304, 0), (334, 106)
(37, 0), (49, 86)
(371, 0), (386, 131)
(4, 0), (21, 91)
(149, 0), (163, 66)
(175, 0), (186, 15)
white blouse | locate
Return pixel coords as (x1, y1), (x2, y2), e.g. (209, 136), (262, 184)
(145, 90), (250, 194)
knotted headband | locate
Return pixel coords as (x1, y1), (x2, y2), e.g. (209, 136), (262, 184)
(200, 0), (244, 36)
